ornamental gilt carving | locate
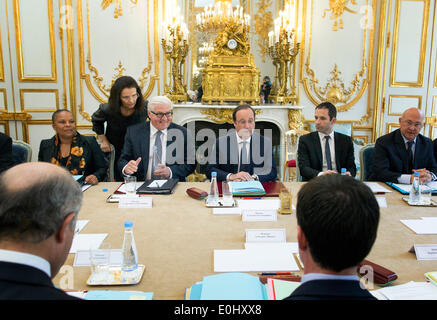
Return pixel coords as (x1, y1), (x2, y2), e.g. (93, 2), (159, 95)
(322, 0), (359, 31)
(101, 0), (138, 19)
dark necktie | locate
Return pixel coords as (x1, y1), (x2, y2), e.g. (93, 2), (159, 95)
(407, 140), (414, 173)
(325, 136), (332, 170)
(240, 141), (249, 172)
(152, 130), (162, 179)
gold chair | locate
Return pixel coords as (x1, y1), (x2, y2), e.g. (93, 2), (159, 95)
(283, 129), (308, 182)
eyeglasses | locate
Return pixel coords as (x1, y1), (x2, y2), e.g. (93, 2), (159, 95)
(236, 119), (255, 125)
(150, 110), (173, 119)
(121, 93), (139, 101)
(402, 120), (423, 129)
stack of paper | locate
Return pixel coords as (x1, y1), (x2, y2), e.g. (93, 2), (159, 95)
(185, 273), (267, 300)
(229, 181), (266, 196)
(400, 217), (437, 234)
(371, 281), (437, 300)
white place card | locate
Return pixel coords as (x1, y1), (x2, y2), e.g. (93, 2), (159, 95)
(414, 244), (437, 260)
(118, 197), (153, 208)
(73, 249), (123, 266)
(242, 209), (277, 222)
(75, 220), (89, 234)
(245, 229), (286, 243)
(69, 234), (107, 254)
(376, 197), (387, 208)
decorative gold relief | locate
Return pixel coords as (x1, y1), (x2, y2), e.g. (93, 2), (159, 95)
(101, 0), (138, 18)
(304, 63), (367, 111)
(322, 0), (359, 31)
(288, 109), (304, 131)
(201, 108), (262, 124)
(254, 0), (274, 62)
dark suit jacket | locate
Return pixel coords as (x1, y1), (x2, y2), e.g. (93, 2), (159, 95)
(38, 134), (107, 182)
(284, 280), (376, 300)
(0, 261), (80, 300)
(297, 131), (356, 181)
(434, 138), (437, 162)
(0, 132), (14, 174)
(118, 121), (196, 181)
(205, 131), (277, 182)
(369, 129), (437, 182)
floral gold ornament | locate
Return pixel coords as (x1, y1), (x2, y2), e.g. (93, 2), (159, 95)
(201, 108), (261, 124)
(101, 0), (138, 19)
(322, 0), (359, 31)
(278, 188), (293, 215)
(254, 0), (274, 63)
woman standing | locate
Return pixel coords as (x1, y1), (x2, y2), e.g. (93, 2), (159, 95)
(39, 109), (107, 184)
(92, 76), (147, 181)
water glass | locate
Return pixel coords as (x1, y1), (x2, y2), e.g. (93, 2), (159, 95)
(420, 184), (432, 205)
(222, 181), (234, 206)
(90, 243), (111, 283)
(124, 175), (137, 197)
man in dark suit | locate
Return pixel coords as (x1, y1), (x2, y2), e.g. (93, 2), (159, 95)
(119, 96), (195, 181)
(370, 107), (437, 183)
(205, 104), (277, 182)
(434, 138), (437, 162)
(285, 174), (379, 300)
(0, 132), (14, 174)
(0, 162), (83, 300)
(297, 102), (356, 181)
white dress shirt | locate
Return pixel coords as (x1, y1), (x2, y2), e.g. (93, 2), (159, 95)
(317, 131), (336, 175)
(0, 249), (51, 278)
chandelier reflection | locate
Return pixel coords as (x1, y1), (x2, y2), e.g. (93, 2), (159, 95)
(161, 6), (189, 103)
(268, 1), (300, 105)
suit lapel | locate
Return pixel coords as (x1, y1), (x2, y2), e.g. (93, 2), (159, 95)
(141, 122), (150, 178)
(312, 132), (323, 169)
(394, 129), (409, 172)
(334, 132), (341, 171)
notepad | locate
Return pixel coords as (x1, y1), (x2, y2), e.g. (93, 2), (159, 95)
(267, 278), (300, 300)
(371, 281), (437, 300)
(229, 181), (266, 196)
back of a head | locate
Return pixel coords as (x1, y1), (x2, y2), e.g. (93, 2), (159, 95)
(296, 174), (379, 272)
(0, 162), (83, 243)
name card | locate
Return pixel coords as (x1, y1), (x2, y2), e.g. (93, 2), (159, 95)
(242, 209), (277, 221)
(245, 229), (286, 243)
(118, 197), (153, 209)
(414, 244), (437, 260)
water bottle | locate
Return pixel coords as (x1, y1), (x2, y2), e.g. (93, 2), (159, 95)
(409, 172), (421, 205)
(122, 221), (138, 274)
(207, 172), (219, 206)
(341, 168), (347, 175)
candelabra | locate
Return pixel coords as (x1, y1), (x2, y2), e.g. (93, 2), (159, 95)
(267, 2), (300, 105)
(161, 8), (189, 103)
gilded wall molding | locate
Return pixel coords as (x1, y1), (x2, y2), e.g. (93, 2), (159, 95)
(201, 108), (262, 124)
(322, 0), (359, 31)
(390, 0), (429, 88)
(13, 0), (57, 82)
(0, 24), (4, 81)
(0, 88), (7, 111)
(301, 0), (375, 119)
(19, 89), (59, 113)
(254, 0), (274, 63)
(388, 95), (422, 116)
(77, 0), (157, 120)
(101, 0), (138, 19)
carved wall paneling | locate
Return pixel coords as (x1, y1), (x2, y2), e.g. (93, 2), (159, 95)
(300, 0), (376, 144)
(76, 0), (157, 123)
(0, 23), (4, 81)
(374, 0), (437, 138)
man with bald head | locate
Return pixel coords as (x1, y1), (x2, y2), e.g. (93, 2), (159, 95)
(0, 162), (82, 300)
(370, 107), (437, 183)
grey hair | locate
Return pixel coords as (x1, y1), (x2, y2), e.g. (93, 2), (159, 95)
(0, 170), (83, 243)
(148, 96), (173, 112)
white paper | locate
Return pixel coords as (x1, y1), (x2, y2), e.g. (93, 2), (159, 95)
(238, 199), (280, 210)
(69, 234), (108, 254)
(401, 219), (437, 234)
(75, 220), (89, 234)
(244, 242), (299, 253)
(147, 180), (167, 188)
(81, 184), (92, 192)
(245, 229), (286, 243)
(73, 249), (123, 266)
(117, 183), (142, 193)
(214, 248), (300, 272)
(213, 208), (242, 215)
(364, 182), (392, 193)
(375, 197), (387, 208)
(242, 209), (277, 221)
(371, 281), (437, 300)
(118, 197), (153, 208)
(414, 244), (437, 260)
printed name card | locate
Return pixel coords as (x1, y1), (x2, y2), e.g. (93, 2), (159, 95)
(118, 197), (153, 209)
(242, 209), (277, 221)
(414, 244), (437, 260)
(245, 229), (286, 243)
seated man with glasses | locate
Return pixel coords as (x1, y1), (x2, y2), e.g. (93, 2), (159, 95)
(118, 96), (195, 181)
(205, 104), (277, 182)
(370, 107), (437, 183)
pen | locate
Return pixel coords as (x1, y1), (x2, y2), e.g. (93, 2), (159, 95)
(242, 197), (262, 199)
(260, 272), (293, 275)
